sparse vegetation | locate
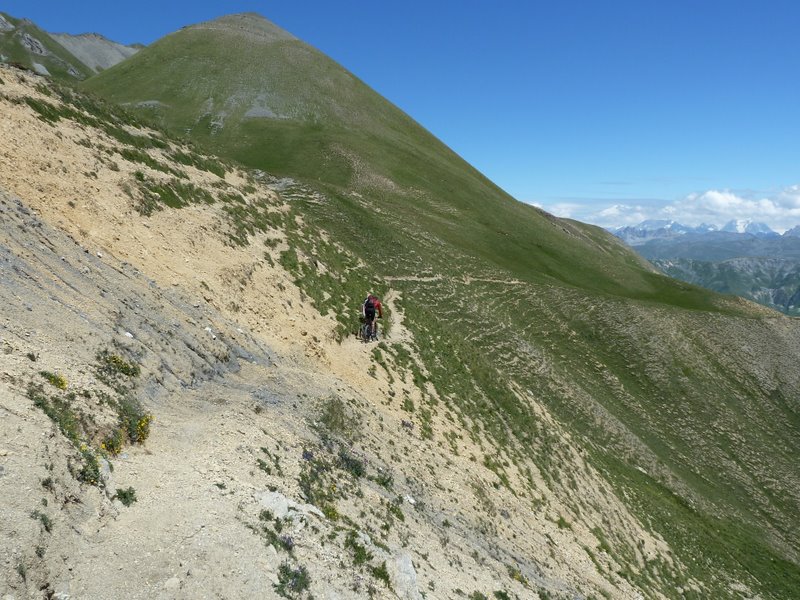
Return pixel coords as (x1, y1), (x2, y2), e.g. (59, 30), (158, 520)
(26, 348), (150, 488)
(371, 561), (391, 588)
(114, 486), (137, 507)
(274, 562), (311, 599)
(39, 370), (67, 389)
(31, 509), (53, 533)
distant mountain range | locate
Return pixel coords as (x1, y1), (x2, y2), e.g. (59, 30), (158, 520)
(612, 220), (800, 314)
(0, 12), (137, 79)
(611, 218), (789, 246)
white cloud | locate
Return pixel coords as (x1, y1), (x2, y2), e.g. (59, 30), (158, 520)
(595, 204), (648, 224)
(670, 188), (800, 231)
(534, 185), (800, 232)
(547, 202), (583, 219)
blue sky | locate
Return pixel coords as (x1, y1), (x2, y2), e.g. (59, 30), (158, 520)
(5, 1), (800, 230)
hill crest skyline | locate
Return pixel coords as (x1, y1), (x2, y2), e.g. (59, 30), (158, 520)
(2, 3), (798, 231)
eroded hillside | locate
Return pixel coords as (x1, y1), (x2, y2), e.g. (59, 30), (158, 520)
(0, 64), (688, 600)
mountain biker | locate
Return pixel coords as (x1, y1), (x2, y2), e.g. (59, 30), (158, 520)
(361, 293), (383, 341)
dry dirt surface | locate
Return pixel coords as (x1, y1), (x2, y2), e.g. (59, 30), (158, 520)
(0, 64), (681, 599)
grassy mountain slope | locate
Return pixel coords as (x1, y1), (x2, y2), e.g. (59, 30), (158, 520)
(0, 12), (93, 80)
(83, 13), (706, 306)
(77, 14), (800, 598)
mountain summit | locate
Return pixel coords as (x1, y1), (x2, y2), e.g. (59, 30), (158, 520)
(720, 218), (776, 236)
(188, 12), (298, 42)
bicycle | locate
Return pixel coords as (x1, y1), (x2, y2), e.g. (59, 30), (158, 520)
(359, 316), (378, 343)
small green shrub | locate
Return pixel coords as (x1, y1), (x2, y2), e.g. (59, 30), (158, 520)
(506, 565), (528, 586)
(372, 561), (391, 588)
(372, 469), (393, 489)
(77, 448), (100, 485)
(96, 351), (140, 378)
(114, 486), (137, 507)
(338, 449), (366, 478)
(345, 530), (373, 565)
(274, 562), (311, 598)
(30, 509), (53, 533)
(317, 395), (354, 440)
(39, 370), (67, 390)
(117, 396), (152, 444)
(101, 427), (125, 456)
(321, 503), (339, 521)
(169, 149), (226, 178)
(28, 384), (80, 442)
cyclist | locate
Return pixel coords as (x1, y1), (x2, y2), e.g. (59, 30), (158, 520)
(361, 293), (383, 341)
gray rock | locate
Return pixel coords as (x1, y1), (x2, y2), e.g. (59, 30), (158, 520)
(163, 576), (181, 591)
(99, 458), (114, 495)
(389, 552), (421, 600)
(0, 14), (15, 32)
(253, 387), (282, 405)
(20, 32), (47, 55)
(255, 489), (323, 520)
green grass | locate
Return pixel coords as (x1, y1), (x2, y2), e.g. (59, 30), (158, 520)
(0, 13), (94, 81)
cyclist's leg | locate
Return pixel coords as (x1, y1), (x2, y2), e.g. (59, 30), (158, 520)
(365, 308), (376, 340)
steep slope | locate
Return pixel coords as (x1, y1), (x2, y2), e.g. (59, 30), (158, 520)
(83, 13), (681, 303)
(0, 64), (597, 599)
(0, 12), (92, 80)
(2, 63), (701, 600)
(49, 32), (139, 73)
(17, 11), (800, 598)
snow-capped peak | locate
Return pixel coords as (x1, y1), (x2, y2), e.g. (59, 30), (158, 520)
(720, 219), (775, 235)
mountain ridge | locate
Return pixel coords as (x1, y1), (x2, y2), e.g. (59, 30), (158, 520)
(612, 219), (786, 246)
(0, 10), (137, 78)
